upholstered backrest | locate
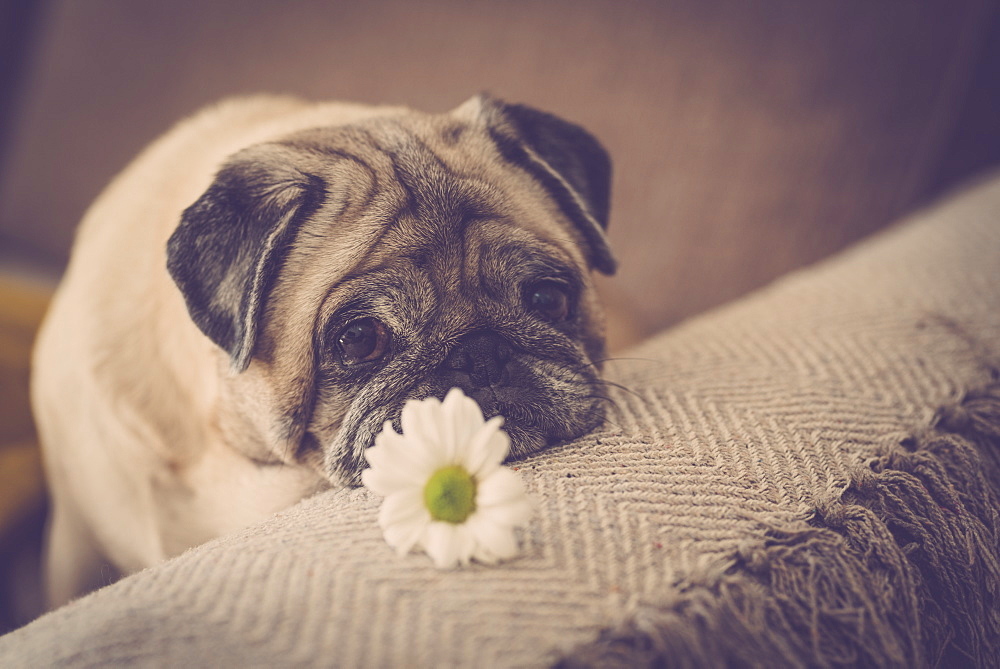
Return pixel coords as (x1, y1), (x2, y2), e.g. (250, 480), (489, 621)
(3, 1), (998, 348)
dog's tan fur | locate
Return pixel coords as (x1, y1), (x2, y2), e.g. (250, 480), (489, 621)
(33, 95), (614, 607)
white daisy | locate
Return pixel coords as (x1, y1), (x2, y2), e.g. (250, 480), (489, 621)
(361, 387), (533, 568)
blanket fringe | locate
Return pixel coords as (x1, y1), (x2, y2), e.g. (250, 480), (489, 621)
(558, 382), (1000, 668)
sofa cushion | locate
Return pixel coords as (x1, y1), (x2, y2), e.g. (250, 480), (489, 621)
(1, 172), (999, 666)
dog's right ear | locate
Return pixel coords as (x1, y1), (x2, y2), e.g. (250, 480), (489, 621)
(457, 94), (616, 275)
(167, 144), (324, 372)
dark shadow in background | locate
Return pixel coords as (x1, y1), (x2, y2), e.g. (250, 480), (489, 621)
(0, 0), (51, 272)
(0, 0), (48, 185)
(0, 0), (50, 635)
(928, 8), (1000, 199)
(0, 504), (46, 634)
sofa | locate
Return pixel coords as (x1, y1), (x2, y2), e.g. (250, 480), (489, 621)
(2, 168), (998, 666)
(2, 1), (1000, 665)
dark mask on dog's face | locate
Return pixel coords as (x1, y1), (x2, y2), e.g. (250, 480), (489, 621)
(166, 94), (616, 485)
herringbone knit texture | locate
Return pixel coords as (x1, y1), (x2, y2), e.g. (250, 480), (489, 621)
(2, 173), (999, 666)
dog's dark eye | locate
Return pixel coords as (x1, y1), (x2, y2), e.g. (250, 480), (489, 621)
(337, 318), (391, 365)
(525, 280), (572, 322)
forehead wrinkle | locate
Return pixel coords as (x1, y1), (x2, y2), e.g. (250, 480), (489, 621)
(317, 260), (436, 326)
(305, 216), (417, 337)
(472, 235), (582, 310)
(284, 122), (415, 228)
(312, 203), (472, 329)
(367, 119), (504, 225)
(471, 221), (578, 274)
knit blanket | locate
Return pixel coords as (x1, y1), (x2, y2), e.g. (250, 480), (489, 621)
(2, 173), (999, 667)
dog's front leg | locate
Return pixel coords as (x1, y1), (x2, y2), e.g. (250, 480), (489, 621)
(44, 498), (119, 609)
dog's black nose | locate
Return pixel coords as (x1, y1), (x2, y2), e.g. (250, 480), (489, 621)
(442, 330), (512, 388)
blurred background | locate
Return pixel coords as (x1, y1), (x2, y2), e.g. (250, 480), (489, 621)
(1, 0), (998, 632)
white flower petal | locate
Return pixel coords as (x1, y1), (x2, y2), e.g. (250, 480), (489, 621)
(378, 488), (426, 528)
(452, 522), (477, 567)
(423, 522), (462, 569)
(462, 417), (510, 479)
(467, 514), (519, 563)
(399, 399), (427, 441)
(384, 513), (431, 557)
(378, 490), (430, 555)
(364, 430), (406, 471)
(440, 388), (465, 461)
(476, 467), (528, 508)
(365, 421), (400, 461)
(362, 388), (532, 569)
(402, 396), (442, 451)
(444, 387), (487, 446)
(367, 423), (438, 482)
(482, 497), (534, 528)
(361, 465), (416, 497)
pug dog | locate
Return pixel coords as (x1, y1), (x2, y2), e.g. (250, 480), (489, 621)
(32, 93), (616, 607)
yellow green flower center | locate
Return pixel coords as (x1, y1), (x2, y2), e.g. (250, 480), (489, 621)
(424, 465), (477, 524)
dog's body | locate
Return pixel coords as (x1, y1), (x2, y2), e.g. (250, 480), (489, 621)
(33, 95), (615, 607)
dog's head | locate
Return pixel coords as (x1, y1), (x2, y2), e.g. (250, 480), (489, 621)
(167, 95), (615, 484)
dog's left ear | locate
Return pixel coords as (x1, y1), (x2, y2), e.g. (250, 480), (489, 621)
(460, 94), (616, 275)
(167, 144), (323, 372)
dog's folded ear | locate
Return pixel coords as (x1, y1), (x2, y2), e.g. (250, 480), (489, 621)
(167, 144), (323, 372)
(466, 95), (616, 275)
